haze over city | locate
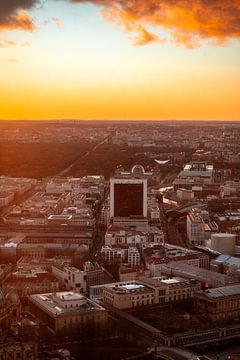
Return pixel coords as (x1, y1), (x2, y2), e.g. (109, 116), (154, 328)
(1, 1), (240, 360)
(0, 0), (240, 120)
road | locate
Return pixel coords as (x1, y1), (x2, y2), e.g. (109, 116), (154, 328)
(0, 185), (39, 219)
(57, 135), (109, 176)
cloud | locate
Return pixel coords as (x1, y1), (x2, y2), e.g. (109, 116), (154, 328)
(21, 41), (31, 47)
(68, 0), (240, 47)
(0, 1), (39, 31)
(0, 0), (240, 47)
(52, 17), (64, 27)
(0, 36), (17, 48)
(6, 58), (19, 63)
(132, 25), (160, 46)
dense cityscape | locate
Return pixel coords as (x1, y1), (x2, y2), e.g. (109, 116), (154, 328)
(1, 0), (240, 357)
(0, 120), (239, 359)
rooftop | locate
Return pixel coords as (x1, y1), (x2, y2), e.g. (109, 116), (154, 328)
(202, 284), (240, 299)
(161, 278), (180, 285)
(105, 281), (153, 295)
(214, 254), (240, 267)
(30, 291), (105, 317)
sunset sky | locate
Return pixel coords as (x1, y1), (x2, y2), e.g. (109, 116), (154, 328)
(0, 0), (240, 121)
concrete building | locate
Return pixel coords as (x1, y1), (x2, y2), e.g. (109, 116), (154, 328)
(103, 282), (155, 309)
(177, 188), (195, 202)
(16, 256), (72, 272)
(110, 178), (147, 220)
(211, 254), (240, 277)
(147, 195), (160, 221)
(187, 208), (218, 246)
(161, 262), (236, 288)
(101, 246), (123, 265)
(83, 261), (105, 290)
(52, 262), (104, 293)
(114, 164), (160, 186)
(220, 180), (240, 197)
(210, 233), (236, 255)
(118, 266), (150, 282)
(29, 291), (108, 334)
(105, 224), (164, 246)
(128, 247), (141, 267)
(0, 192), (14, 207)
(102, 277), (201, 310)
(0, 176), (36, 197)
(195, 284), (240, 321)
(3, 269), (59, 298)
(0, 288), (21, 336)
(16, 232), (93, 259)
(101, 245), (141, 268)
(0, 339), (37, 360)
(100, 205), (110, 227)
(52, 265), (87, 293)
(173, 162), (214, 190)
(142, 243), (210, 277)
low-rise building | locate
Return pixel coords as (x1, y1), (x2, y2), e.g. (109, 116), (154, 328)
(3, 269), (59, 297)
(210, 254), (240, 278)
(187, 208), (218, 246)
(173, 162), (214, 190)
(118, 266), (150, 282)
(101, 245), (141, 268)
(101, 245), (123, 265)
(142, 243), (210, 277)
(195, 284), (240, 321)
(0, 288), (21, 336)
(128, 247), (141, 267)
(52, 265), (87, 293)
(220, 180), (240, 198)
(161, 262), (236, 288)
(100, 205), (110, 227)
(147, 195), (160, 221)
(102, 277), (201, 310)
(83, 261), (105, 289)
(0, 192), (14, 207)
(29, 291), (108, 334)
(52, 262), (105, 293)
(177, 188), (195, 202)
(103, 282), (155, 309)
(105, 224), (164, 246)
(0, 339), (37, 360)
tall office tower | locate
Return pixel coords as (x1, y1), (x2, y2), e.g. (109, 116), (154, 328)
(110, 178), (147, 220)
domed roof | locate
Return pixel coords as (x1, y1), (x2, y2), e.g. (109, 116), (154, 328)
(0, 288), (6, 308)
(131, 164), (145, 175)
(6, 290), (20, 305)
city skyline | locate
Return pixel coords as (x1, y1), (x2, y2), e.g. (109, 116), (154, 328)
(0, 0), (240, 121)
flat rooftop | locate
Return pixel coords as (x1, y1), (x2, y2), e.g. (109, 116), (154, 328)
(30, 291), (106, 317)
(55, 291), (83, 301)
(161, 279), (180, 285)
(122, 284), (144, 291)
(105, 282), (153, 294)
(203, 284), (240, 299)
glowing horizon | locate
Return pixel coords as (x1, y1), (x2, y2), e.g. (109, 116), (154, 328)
(0, 0), (240, 121)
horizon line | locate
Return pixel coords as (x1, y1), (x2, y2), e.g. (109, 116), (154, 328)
(0, 119), (240, 123)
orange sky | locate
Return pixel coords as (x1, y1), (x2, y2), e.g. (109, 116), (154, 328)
(0, 0), (240, 120)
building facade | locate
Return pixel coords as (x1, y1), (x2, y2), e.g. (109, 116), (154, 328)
(195, 284), (240, 321)
(29, 291), (108, 334)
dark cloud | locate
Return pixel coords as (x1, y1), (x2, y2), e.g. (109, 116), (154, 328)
(0, 0), (39, 31)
